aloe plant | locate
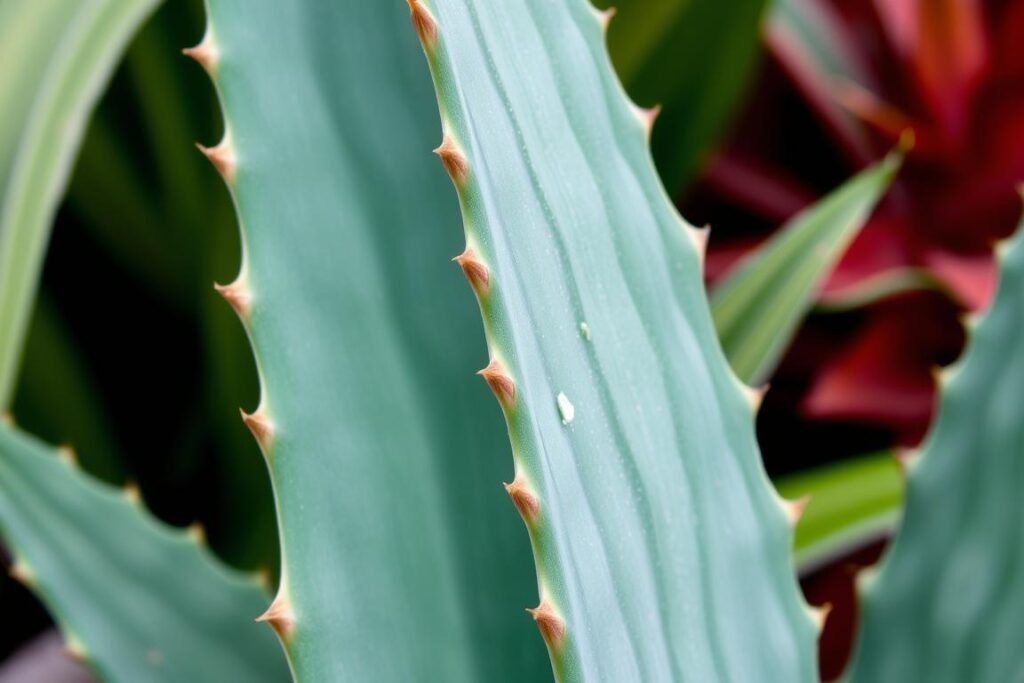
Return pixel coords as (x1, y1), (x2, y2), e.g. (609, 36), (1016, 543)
(847, 215), (1024, 682)
(0, 0), (1020, 681)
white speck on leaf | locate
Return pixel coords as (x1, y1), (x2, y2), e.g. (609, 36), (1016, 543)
(579, 322), (591, 340)
(557, 392), (575, 425)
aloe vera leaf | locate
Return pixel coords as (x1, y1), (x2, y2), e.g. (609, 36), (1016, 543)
(195, 0), (547, 679)
(0, 0), (161, 406)
(0, 424), (289, 683)
(594, 0), (767, 189)
(710, 149), (901, 385)
(847, 220), (1024, 682)
(775, 452), (903, 574)
(411, 2), (818, 679)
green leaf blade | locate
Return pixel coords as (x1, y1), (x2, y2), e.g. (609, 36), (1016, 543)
(417, 1), (818, 679)
(847, 219), (1024, 682)
(201, 0), (547, 679)
(0, 425), (288, 683)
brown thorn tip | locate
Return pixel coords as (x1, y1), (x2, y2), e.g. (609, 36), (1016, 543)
(64, 637), (88, 663)
(477, 359), (515, 406)
(748, 382), (769, 411)
(56, 445), (77, 466)
(257, 595), (295, 640)
(785, 495), (811, 525)
(8, 560), (34, 586)
(526, 599), (565, 649)
(635, 103), (661, 137)
(241, 408), (274, 452)
(813, 602), (833, 630)
(407, 0), (438, 48)
(182, 37), (216, 72)
(196, 141), (235, 182)
(503, 475), (540, 523)
(123, 481), (141, 504)
(895, 448), (918, 474)
(692, 224), (710, 256)
(453, 247), (490, 294)
(433, 135), (469, 186)
(214, 279), (251, 318)
(599, 7), (617, 31)
(187, 522), (207, 544)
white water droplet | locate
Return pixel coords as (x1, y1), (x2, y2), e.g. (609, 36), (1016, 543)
(557, 392), (575, 425)
(579, 322), (591, 340)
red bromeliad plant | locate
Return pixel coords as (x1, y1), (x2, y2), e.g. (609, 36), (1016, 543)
(685, 0), (1024, 453)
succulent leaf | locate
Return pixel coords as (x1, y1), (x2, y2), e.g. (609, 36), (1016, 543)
(413, 1), (818, 679)
(0, 424), (288, 683)
(197, 0), (547, 679)
(847, 217), (1024, 682)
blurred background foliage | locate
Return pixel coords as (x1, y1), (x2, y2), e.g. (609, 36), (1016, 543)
(3, 0), (273, 663)
(3, 0), (1020, 679)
